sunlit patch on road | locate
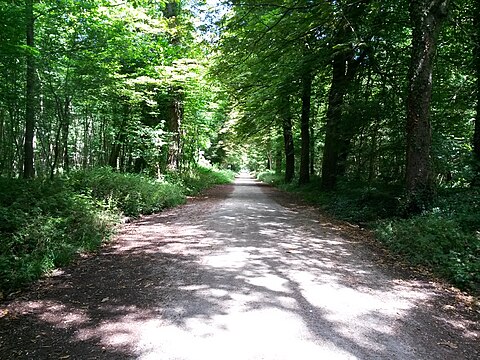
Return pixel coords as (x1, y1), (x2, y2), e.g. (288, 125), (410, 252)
(1, 175), (477, 359)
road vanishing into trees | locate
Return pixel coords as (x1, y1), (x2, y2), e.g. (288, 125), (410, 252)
(0, 174), (479, 359)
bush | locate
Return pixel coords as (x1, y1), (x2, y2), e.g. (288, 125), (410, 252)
(257, 170), (285, 185)
(0, 178), (114, 293)
(69, 167), (187, 217)
(269, 176), (401, 224)
(377, 213), (480, 290)
(0, 166), (234, 294)
(168, 166), (236, 196)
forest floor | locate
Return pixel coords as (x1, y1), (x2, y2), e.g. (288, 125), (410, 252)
(0, 174), (479, 359)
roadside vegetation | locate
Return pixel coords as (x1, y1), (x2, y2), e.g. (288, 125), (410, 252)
(2, 0), (479, 300)
(257, 171), (480, 294)
(0, 167), (234, 296)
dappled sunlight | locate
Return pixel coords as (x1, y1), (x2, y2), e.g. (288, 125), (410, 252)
(15, 300), (91, 329)
(2, 175), (476, 359)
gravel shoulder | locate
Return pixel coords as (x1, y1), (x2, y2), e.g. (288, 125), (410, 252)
(0, 176), (478, 359)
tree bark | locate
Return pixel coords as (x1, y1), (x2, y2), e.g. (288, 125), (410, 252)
(473, 0), (480, 185)
(321, 39), (367, 188)
(62, 97), (71, 173)
(166, 96), (182, 170)
(23, 0), (35, 178)
(321, 52), (349, 190)
(320, 2), (370, 190)
(164, 1), (183, 171)
(281, 95), (295, 183)
(405, 0), (448, 209)
(299, 72), (312, 185)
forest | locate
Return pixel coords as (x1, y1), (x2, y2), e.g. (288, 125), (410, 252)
(0, 0), (479, 295)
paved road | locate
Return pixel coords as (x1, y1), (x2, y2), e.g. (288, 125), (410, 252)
(0, 174), (478, 359)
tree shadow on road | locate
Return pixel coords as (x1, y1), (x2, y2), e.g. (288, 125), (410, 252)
(0, 183), (478, 359)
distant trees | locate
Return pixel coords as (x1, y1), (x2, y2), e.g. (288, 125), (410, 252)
(2, 0), (479, 208)
(213, 0), (322, 184)
(214, 0), (477, 208)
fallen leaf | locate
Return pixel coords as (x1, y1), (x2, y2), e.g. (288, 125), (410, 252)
(101, 297), (109, 302)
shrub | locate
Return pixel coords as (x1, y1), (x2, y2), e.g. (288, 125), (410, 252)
(0, 179), (114, 293)
(261, 176), (479, 292)
(0, 166), (234, 294)
(166, 166), (235, 195)
(377, 213), (480, 290)
(257, 170), (285, 185)
(69, 167), (187, 217)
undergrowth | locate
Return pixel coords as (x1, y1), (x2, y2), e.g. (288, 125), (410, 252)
(69, 168), (186, 217)
(257, 170), (480, 293)
(376, 189), (480, 291)
(0, 178), (115, 294)
(164, 166), (235, 196)
(0, 166), (234, 295)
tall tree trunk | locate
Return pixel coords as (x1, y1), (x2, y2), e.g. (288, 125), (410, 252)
(164, 1), (183, 171)
(405, 0), (448, 209)
(321, 52), (349, 190)
(321, 51), (366, 189)
(299, 72), (312, 185)
(275, 145), (282, 175)
(62, 97), (71, 173)
(166, 96), (182, 170)
(473, 0), (480, 185)
(320, 3), (368, 190)
(281, 95), (295, 183)
(309, 124), (315, 176)
(23, 0), (35, 178)
(109, 103), (129, 170)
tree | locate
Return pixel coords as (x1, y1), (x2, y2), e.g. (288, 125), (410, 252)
(321, 1), (368, 190)
(0, 0), (223, 178)
(280, 93), (295, 183)
(299, 46), (313, 185)
(473, 0), (480, 185)
(23, 0), (36, 178)
(405, 0), (449, 209)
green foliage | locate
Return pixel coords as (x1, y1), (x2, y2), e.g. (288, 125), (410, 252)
(69, 167), (186, 217)
(0, 178), (115, 293)
(165, 166), (236, 195)
(262, 174), (401, 224)
(257, 170), (285, 186)
(262, 174), (479, 292)
(377, 191), (480, 291)
(0, 166), (234, 294)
